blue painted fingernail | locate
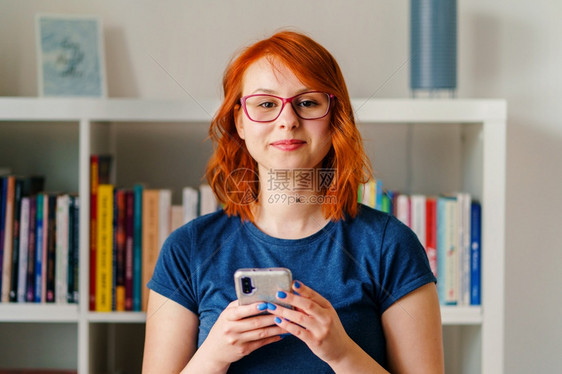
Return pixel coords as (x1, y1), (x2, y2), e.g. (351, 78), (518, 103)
(294, 281), (301, 289)
(257, 302), (268, 311)
(277, 291), (287, 299)
(274, 317), (282, 324)
(267, 303), (277, 311)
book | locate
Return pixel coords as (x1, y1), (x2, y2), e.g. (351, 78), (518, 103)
(199, 184), (218, 216)
(9, 178), (24, 302)
(395, 194), (410, 227)
(55, 194), (70, 304)
(114, 188), (126, 311)
(68, 195), (80, 303)
(141, 189), (160, 311)
(437, 196), (459, 305)
(17, 197), (30, 302)
(96, 184), (114, 311)
(457, 193), (472, 306)
(125, 190), (134, 310)
(425, 197), (438, 277)
(34, 193), (44, 302)
(26, 195), (37, 302)
(410, 194), (426, 248)
(470, 201), (482, 305)
(45, 194), (57, 303)
(132, 184), (143, 311)
(1, 176), (15, 301)
(0, 177), (7, 294)
(182, 186), (198, 224)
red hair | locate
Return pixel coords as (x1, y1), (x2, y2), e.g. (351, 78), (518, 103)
(206, 30), (372, 221)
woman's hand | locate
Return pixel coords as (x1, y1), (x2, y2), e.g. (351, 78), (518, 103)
(188, 300), (285, 372)
(266, 281), (355, 366)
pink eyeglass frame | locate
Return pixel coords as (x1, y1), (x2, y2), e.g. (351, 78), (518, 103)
(239, 91), (335, 123)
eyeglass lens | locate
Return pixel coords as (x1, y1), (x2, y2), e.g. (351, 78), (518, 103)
(244, 92), (330, 122)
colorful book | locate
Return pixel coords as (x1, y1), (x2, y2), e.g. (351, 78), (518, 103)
(125, 190), (134, 311)
(457, 193), (472, 306)
(410, 194), (426, 248)
(9, 178), (24, 302)
(115, 189), (127, 311)
(34, 193), (44, 302)
(437, 196), (459, 305)
(89, 155), (99, 310)
(26, 195), (37, 302)
(96, 184), (114, 311)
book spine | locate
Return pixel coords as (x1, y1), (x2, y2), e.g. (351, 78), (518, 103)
(444, 197), (459, 306)
(17, 197), (30, 302)
(71, 196), (80, 303)
(55, 194), (69, 304)
(396, 194), (410, 227)
(470, 202), (482, 305)
(182, 187), (198, 224)
(67, 195), (75, 303)
(26, 196), (37, 302)
(458, 193), (472, 306)
(0, 177), (7, 293)
(125, 190), (134, 311)
(142, 189), (160, 311)
(115, 189), (126, 311)
(46, 194), (57, 303)
(41, 194), (48, 302)
(89, 154), (99, 311)
(425, 197), (438, 278)
(9, 178), (23, 302)
(1, 176), (15, 302)
(410, 194), (426, 248)
(34, 194), (44, 302)
(96, 184), (114, 312)
(132, 184), (143, 311)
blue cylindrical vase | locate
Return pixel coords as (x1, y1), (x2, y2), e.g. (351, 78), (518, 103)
(410, 0), (457, 93)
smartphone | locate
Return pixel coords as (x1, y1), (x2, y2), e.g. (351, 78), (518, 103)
(234, 267), (293, 309)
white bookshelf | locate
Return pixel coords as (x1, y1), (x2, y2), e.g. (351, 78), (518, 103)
(0, 97), (506, 374)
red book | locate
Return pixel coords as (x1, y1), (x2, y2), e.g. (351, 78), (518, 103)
(425, 197), (438, 277)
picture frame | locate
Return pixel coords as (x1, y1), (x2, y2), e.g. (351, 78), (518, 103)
(35, 14), (107, 97)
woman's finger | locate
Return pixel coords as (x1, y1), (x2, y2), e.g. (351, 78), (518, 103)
(291, 281), (332, 309)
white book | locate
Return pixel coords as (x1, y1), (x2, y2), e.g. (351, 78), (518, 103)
(17, 197), (31, 302)
(457, 192), (472, 306)
(396, 194), (410, 227)
(55, 194), (70, 304)
(199, 184), (218, 216)
(158, 189), (172, 249)
(182, 186), (198, 223)
(170, 205), (184, 232)
(410, 194), (427, 248)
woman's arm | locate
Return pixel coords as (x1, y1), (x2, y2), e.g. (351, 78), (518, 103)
(381, 283), (445, 374)
(142, 290), (199, 373)
(143, 290), (287, 374)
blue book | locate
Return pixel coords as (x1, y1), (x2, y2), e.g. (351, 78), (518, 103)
(0, 177), (7, 291)
(34, 194), (44, 302)
(470, 202), (482, 305)
(132, 184), (143, 311)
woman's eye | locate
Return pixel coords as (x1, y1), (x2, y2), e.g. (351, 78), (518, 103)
(297, 100), (318, 107)
(258, 101), (276, 109)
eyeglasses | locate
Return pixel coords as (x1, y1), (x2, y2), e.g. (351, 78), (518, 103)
(240, 91), (334, 123)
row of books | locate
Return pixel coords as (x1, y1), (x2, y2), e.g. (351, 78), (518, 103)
(359, 180), (481, 306)
(0, 175), (79, 304)
(89, 154), (219, 312)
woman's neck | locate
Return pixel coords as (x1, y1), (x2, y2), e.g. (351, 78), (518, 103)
(252, 168), (330, 239)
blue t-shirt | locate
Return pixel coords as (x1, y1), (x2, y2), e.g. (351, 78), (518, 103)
(148, 205), (436, 373)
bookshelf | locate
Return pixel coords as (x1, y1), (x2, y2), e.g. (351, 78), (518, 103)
(0, 97), (506, 374)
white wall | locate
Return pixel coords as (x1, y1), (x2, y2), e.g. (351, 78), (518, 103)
(1, 1), (561, 373)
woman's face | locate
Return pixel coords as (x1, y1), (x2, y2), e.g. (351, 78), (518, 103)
(235, 57), (333, 177)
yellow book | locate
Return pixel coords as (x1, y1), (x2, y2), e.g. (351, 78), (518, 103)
(96, 184), (114, 312)
(142, 189), (160, 311)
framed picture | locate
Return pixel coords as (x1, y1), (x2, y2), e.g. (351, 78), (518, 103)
(36, 14), (107, 97)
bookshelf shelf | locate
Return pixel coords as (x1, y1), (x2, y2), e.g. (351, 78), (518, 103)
(0, 97), (506, 374)
(0, 304), (80, 322)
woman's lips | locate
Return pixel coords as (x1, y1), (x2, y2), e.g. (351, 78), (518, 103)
(270, 139), (306, 151)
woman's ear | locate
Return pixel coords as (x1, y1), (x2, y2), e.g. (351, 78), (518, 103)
(234, 104), (245, 139)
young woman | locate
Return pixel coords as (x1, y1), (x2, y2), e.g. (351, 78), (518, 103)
(142, 31), (444, 373)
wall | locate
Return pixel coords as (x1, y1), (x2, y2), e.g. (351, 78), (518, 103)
(1, 1), (561, 372)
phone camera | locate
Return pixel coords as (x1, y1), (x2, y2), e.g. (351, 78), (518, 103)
(241, 277), (255, 294)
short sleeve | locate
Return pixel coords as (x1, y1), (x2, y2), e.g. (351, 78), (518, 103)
(378, 217), (437, 313)
(147, 224), (198, 314)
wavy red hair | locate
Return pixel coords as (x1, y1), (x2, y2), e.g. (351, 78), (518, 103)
(206, 30), (372, 222)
